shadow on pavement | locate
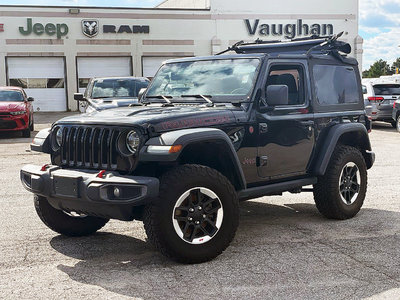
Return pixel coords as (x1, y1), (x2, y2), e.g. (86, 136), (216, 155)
(51, 201), (400, 299)
(372, 121), (398, 133)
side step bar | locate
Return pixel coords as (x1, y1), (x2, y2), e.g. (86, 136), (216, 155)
(238, 177), (317, 201)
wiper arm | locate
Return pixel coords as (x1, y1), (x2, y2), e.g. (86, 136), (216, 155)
(181, 94), (214, 106)
(144, 95), (174, 106)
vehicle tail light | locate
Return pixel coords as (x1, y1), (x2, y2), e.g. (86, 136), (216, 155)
(368, 97), (384, 101)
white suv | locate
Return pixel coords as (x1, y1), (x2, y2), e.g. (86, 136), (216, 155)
(362, 79), (399, 128)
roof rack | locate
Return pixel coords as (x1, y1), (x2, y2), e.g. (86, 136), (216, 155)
(216, 32), (351, 56)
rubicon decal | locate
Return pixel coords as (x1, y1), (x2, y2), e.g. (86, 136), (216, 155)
(245, 19), (334, 39)
(160, 115), (232, 130)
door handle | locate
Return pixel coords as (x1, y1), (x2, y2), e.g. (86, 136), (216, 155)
(299, 120), (314, 126)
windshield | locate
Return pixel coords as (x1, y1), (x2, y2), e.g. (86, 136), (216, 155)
(0, 90), (24, 102)
(91, 78), (149, 99)
(373, 84), (400, 95)
(146, 58), (260, 100)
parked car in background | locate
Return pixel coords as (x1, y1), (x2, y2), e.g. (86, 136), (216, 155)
(0, 86), (34, 137)
(393, 99), (400, 132)
(75, 77), (150, 113)
(362, 79), (399, 128)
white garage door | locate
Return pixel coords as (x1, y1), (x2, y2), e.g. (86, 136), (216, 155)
(7, 57), (67, 112)
(77, 57), (132, 93)
(142, 57), (178, 79)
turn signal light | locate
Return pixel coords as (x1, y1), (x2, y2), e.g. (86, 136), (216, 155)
(169, 145), (182, 153)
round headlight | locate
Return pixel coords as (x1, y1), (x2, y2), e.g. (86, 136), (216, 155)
(126, 130), (140, 154)
(55, 127), (63, 147)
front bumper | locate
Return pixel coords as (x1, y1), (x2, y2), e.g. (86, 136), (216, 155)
(20, 164), (159, 220)
(0, 114), (29, 131)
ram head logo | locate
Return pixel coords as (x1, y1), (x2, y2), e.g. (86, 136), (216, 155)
(82, 20), (99, 38)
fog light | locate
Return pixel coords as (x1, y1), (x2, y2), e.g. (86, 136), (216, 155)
(113, 187), (121, 198)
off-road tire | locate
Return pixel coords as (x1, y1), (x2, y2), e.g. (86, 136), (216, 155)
(313, 145), (367, 220)
(22, 127), (30, 138)
(396, 115), (400, 133)
(34, 194), (109, 236)
(143, 164), (239, 264)
(391, 120), (397, 128)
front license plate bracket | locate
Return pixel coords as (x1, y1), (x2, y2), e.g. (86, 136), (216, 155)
(53, 175), (82, 198)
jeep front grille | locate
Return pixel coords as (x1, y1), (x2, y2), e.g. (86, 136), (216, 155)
(60, 126), (119, 169)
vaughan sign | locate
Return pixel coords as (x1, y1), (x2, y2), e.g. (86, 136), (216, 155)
(245, 19), (334, 39)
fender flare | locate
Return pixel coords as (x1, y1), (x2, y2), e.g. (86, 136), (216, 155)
(30, 128), (51, 153)
(313, 123), (372, 175)
(139, 128), (246, 189)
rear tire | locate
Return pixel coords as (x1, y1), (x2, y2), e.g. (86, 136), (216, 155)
(391, 120), (397, 128)
(143, 164), (239, 263)
(313, 145), (367, 220)
(396, 115), (400, 133)
(34, 195), (109, 236)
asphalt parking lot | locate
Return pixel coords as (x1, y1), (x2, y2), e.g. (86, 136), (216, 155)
(0, 113), (399, 300)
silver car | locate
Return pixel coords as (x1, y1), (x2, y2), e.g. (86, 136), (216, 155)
(362, 81), (399, 128)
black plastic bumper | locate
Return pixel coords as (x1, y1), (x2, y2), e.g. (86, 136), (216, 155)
(20, 164), (159, 221)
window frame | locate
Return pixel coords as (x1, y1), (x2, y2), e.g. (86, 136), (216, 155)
(261, 60), (311, 111)
(309, 60), (363, 113)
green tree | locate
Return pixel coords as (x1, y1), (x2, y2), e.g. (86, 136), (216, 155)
(390, 57), (400, 74)
(363, 59), (391, 78)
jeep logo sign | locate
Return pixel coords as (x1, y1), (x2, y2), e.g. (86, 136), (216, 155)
(19, 18), (68, 39)
(245, 19), (333, 39)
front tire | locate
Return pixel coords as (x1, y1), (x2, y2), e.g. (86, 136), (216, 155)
(34, 195), (109, 236)
(143, 164), (239, 263)
(313, 145), (367, 220)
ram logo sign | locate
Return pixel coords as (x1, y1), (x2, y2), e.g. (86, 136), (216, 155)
(82, 20), (99, 38)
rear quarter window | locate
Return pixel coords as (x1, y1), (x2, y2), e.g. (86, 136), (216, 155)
(313, 65), (359, 105)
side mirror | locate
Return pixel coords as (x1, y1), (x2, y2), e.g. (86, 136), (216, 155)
(266, 85), (289, 106)
(27, 97), (34, 102)
(138, 88), (147, 100)
(74, 93), (86, 101)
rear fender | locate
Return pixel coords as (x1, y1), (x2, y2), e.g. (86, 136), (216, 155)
(313, 123), (373, 175)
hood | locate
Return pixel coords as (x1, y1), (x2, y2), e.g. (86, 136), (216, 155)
(0, 101), (26, 111)
(88, 98), (138, 111)
(57, 104), (239, 133)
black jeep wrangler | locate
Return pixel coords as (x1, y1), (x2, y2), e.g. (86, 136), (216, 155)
(21, 35), (375, 263)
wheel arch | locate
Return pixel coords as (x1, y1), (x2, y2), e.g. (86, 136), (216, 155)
(140, 128), (246, 190)
(313, 123), (373, 175)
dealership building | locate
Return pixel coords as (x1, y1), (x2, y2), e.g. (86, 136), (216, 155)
(0, 0), (362, 112)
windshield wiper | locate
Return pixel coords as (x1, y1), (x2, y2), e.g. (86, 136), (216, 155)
(181, 94), (214, 107)
(144, 95), (174, 106)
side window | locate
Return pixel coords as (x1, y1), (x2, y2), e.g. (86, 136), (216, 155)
(362, 85), (367, 94)
(313, 65), (359, 105)
(265, 65), (305, 105)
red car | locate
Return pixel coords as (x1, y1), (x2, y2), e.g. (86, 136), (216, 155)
(0, 87), (34, 137)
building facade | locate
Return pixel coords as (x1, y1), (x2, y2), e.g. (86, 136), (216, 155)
(0, 0), (362, 111)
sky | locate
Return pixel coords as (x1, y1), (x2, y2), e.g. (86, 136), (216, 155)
(1, 0), (398, 71)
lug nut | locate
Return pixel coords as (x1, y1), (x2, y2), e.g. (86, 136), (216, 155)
(189, 208), (194, 212)
(198, 206), (202, 210)
(195, 221), (200, 225)
(203, 214), (206, 219)
(188, 217), (193, 221)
